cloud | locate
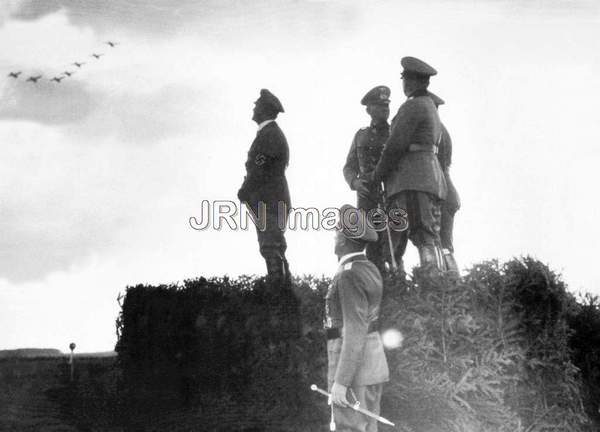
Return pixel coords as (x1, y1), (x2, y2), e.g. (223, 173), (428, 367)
(0, 78), (96, 124)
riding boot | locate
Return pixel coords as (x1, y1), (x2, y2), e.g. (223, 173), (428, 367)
(418, 245), (443, 274)
(442, 248), (459, 276)
(265, 257), (285, 285)
(282, 257), (292, 286)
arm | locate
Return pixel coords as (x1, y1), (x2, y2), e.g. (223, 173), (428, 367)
(240, 131), (283, 196)
(343, 133), (360, 189)
(373, 101), (421, 182)
(334, 270), (369, 387)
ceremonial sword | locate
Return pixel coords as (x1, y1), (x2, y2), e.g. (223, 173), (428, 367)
(310, 384), (395, 427)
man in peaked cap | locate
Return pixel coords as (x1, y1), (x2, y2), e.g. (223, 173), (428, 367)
(238, 89), (291, 285)
(325, 204), (389, 431)
(428, 91), (461, 274)
(343, 86), (391, 274)
(369, 56), (448, 274)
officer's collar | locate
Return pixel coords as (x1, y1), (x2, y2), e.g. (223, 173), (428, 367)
(338, 251), (367, 267)
(407, 88), (429, 99)
(257, 119), (276, 132)
(370, 120), (389, 131)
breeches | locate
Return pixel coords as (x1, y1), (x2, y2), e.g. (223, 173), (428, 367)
(246, 200), (288, 259)
(387, 191), (442, 259)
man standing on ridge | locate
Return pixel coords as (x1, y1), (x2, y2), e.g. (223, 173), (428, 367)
(369, 57), (448, 273)
(428, 91), (460, 274)
(343, 86), (391, 274)
(238, 89), (291, 284)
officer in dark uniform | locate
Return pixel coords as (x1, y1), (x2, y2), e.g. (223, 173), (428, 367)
(326, 204), (389, 432)
(238, 89), (291, 284)
(428, 91), (460, 274)
(370, 57), (448, 273)
(343, 86), (391, 274)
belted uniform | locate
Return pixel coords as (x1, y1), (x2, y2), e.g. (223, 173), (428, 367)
(373, 88), (447, 269)
(239, 120), (291, 280)
(343, 123), (389, 271)
(326, 252), (389, 431)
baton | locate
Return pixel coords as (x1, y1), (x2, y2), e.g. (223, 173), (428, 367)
(378, 183), (398, 272)
(310, 384), (395, 427)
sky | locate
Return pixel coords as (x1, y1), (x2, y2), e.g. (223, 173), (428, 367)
(1, 0), (599, 352)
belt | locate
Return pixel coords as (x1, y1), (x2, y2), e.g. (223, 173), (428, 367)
(408, 144), (438, 154)
(326, 321), (380, 340)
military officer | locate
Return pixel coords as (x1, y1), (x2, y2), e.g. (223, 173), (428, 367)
(369, 57), (448, 273)
(343, 86), (391, 274)
(238, 89), (292, 284)
(326, 204), (389, 432)
(428, 91), (460, 274)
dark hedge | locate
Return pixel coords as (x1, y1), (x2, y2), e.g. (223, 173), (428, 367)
(115, 258), (600, 432)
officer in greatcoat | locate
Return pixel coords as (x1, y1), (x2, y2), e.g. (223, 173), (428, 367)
(428, 91), (460, 274)
(238, 89), (291, 284)
(326, 204), (389, 432)
(343, 86), (391, 274)
(369, 57), (448, 272)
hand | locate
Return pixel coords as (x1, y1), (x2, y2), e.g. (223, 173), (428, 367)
(330, 382), (350, 408)
(352, 178), (370, 199)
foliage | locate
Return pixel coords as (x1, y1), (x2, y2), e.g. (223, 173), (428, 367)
(113, 258), (598, 431)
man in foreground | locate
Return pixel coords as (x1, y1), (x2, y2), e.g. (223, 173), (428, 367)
(238, 89), (291, 284)
(326, 204), (389, 431)
(343, 86), (391, 274)
(370, 56), (448, 273)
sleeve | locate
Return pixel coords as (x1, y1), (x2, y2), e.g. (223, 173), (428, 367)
(437, 124), (452, 170)
(343, 132), (360, 189)
(241, 130), (284, 193)
(334, 270), (369, 386)
(374, 101), (422, 182)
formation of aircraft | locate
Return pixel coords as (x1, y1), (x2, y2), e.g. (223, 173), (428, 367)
(6, 41), (120, 85)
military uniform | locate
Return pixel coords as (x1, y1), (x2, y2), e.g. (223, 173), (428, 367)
(238, 89), (291, 283)
(326, 205), (389, 432)
(343, 86), (391, 273)
(373, 57), (447, 271)
(428, 91), (460, 273)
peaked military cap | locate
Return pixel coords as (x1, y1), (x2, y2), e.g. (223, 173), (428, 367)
(427, 91), (445, 106)
(257, 88), (284, 113)
(361, 85), (391, 106)
(401, 56), (437, 78)
(337, 204), (378, 243)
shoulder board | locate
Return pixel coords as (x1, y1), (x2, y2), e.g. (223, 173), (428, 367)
(343, 262), (354, 271)
(359, 126), (368, 131)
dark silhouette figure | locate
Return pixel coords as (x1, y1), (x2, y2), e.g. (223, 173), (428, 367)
(105, 41), (119, 47)
(8, 71), (22, 79)
(91, 53), (104, 59)
(51, 76), (64, 83)
(26, 75), (42, 83)
(72, 62), (85, 68)
(62, 71), (74, 77)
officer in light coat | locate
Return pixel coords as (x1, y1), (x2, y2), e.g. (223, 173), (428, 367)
(326, 204), (389, 431)
(369, 57), (448, 272)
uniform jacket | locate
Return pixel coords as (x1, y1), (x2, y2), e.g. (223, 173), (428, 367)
(343, 123), (389, 201)
(239, 121), (291, 209)
(438, 123), (460, 211)
(326, 254), (389, 387)
(374, 90), (447, 200)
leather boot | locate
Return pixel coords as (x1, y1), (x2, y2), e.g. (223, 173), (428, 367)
(418, 245), (443, 274)
(442, 248), (459, 276)
(282, 257), (292, 286)
(265, 257), (285, 285)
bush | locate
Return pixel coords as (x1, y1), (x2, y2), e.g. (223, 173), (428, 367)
(115, 258), (598, 431)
